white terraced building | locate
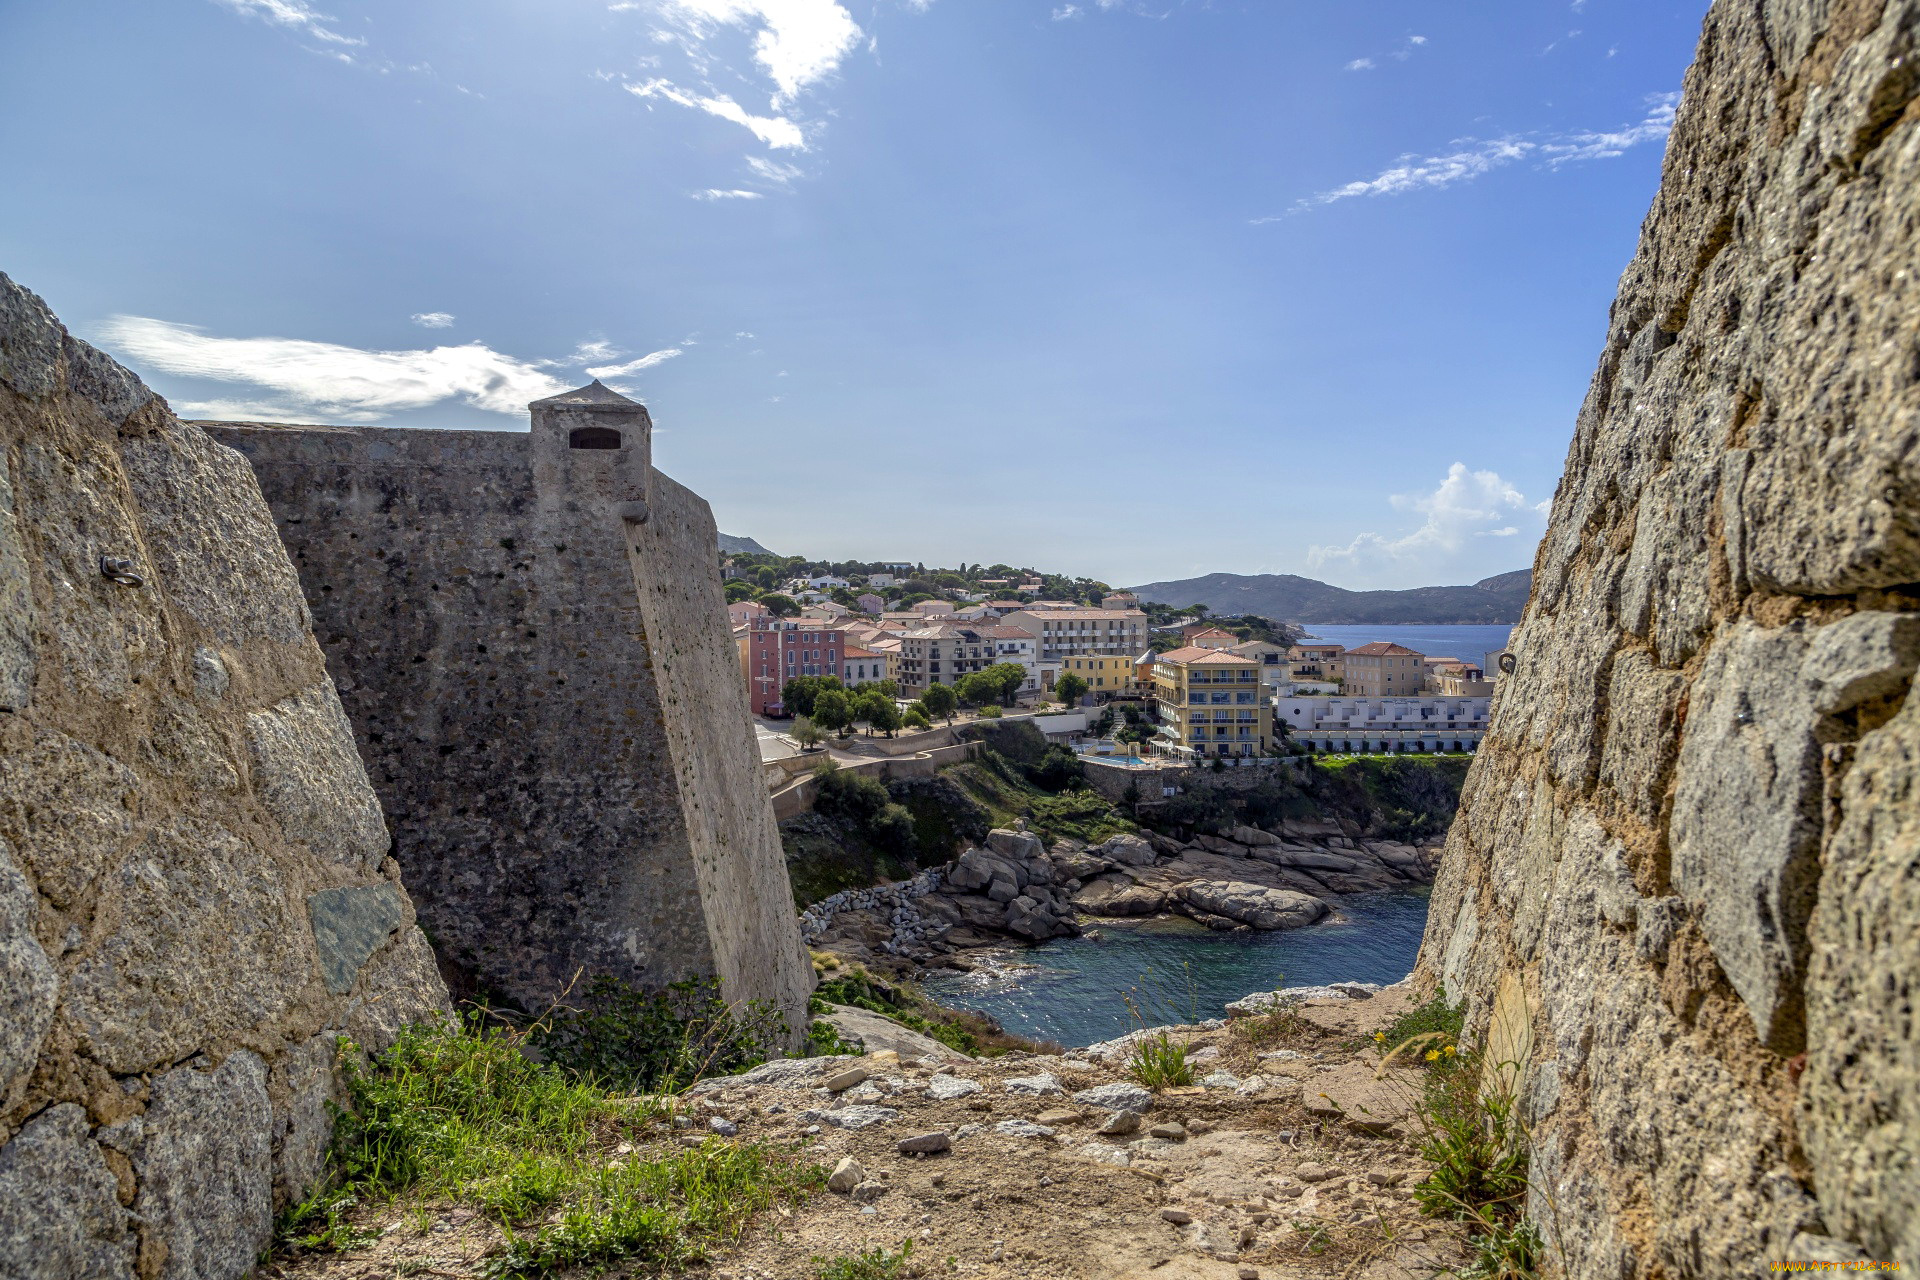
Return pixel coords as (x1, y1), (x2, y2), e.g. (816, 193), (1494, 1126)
(1274, 694), (1492, 753)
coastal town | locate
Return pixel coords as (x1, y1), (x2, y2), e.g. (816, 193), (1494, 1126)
(728, 553), (1506, 769)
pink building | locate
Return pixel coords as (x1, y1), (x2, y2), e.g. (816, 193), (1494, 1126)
(728, 600), (770, 627)
(744, 619), (842, 716)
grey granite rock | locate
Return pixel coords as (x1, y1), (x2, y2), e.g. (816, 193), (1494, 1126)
(246, 683), (391, 873)
(0, 837), (57, 1108)
(0, 1105), (134, 1280)
(307, 883), (408, 995)
(135, 1052), (273, 1280)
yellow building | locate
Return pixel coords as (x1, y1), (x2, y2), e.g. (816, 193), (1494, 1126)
(1060, 653), (1136, 695)
(1150, 646), (1272, 761)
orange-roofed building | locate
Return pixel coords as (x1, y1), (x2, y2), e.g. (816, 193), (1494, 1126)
(1343, 641), (1427, 697)
(1149, 646), (1272, 762)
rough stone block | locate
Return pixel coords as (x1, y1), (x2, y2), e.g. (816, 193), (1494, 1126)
(1670, 620), (1823, 1050)
(0, 728), (138, 910)
(65, 819), (312, 1073)
(307, 883), (408, 995)
(245, 683), (390, 873)
(0, 1104), (134, 1280)
(134, 1052), (273, 1280)
(270, 1032), (339, 1206)
(0, 836), (57, 1108)
(0, 459), (32, 711)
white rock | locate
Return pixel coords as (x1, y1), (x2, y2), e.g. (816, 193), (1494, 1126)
(926, 1075), (983, 1101)
(1002, 1072), (1064, 1097)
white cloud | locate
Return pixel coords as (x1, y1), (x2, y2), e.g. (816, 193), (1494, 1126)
(585, 348), (684, 378)
(626, 78), (807, 148)
(1306, 463), (1547, 588)
(212, 0), (363, 46)
(692, 187), (766, 199)
(1053, 4), (1082, 18)
(1346, 57), (1375, 71)
(410, 311), (455, 329)
(99, 316), (571, 423)
(651, 0), (862, 103)
(1276, 92), (1678, 216)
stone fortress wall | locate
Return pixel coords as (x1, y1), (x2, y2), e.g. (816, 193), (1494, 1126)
(1418, 0), (1920, 1272)
(0, 272), (451, 1280)
(204, 383), (812, 1034)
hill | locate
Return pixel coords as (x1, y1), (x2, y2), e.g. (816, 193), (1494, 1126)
(1126, 569), (1533, 624)
(717, 532), (775, 555)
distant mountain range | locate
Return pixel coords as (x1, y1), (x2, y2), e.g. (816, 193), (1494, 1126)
(1126, 569), (1533, 624)
(717, 533), (775, 556)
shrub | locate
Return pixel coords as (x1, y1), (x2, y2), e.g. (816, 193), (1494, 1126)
(1026, 744), (1086, 792)
(813, 1240), (915, 1280)
(532, 976), (787, 1093)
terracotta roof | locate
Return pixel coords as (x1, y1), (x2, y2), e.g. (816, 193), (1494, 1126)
(979, 625), (1036, 639)
(1005, 607), (1146, 620)
(1155, 645), (1258, 665)
(1189, 627), (1239, 641)
(1344, 642), (1425, 657)
(842, 646), (881, 659)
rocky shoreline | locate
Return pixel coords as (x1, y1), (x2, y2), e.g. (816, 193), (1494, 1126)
(802, 819), (1441, 975)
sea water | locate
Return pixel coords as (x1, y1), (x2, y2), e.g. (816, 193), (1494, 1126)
(1295, 623), (1514, 663)
(919, 889), (1431, 1048)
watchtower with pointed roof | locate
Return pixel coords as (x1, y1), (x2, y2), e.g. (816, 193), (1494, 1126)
(530, 378), (654, 524)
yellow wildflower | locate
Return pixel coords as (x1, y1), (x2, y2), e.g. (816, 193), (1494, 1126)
(1443, 1044), (1457, 1057)
(1425, 1049), (1440, 1062)
(1373, 1031), (1386, 1043)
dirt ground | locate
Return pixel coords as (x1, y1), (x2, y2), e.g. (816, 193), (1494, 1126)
(262, 984), (1468, 1280)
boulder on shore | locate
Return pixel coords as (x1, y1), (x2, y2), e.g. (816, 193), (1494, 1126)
(1175, 881), (1326, 931)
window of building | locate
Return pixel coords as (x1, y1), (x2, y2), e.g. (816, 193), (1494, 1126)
(567, 426), (623, 449)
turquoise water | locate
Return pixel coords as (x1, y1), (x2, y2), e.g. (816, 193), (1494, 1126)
(1297, 624), (1513, 664)
(921, 889), (1431, 1048)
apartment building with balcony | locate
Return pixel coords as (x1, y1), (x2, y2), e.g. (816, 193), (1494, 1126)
(894, 625), (1002, 697)
(1149, 646), (1272, 762)
(1275, 694), (1491, 752)
(1285, 642), (1345, 686)
(1061, 653), (1137, 697)
(1001, 607), (1148, 662)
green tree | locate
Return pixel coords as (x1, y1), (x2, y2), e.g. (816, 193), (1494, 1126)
(902, 707), (932, 732)
(921, 683), (958, 723)
(813, 688), (853, 735)
(983, 661), (1027, 706)
(851, 679), (900, 700)
(954, 672), (998, 707)
(791, 716), (824, 751)
(723, 579), (762, 603)
(857, 691), (902, 737)
(761, 592), (800, 617)
(782, 676), (821, 718)
(1056, 673), (1089, 707)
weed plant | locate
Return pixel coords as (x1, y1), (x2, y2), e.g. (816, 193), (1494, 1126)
(812, 1239), (917, 1279)
(532, 976), (786, 1093)
(1126, 1032), (1195, 1090)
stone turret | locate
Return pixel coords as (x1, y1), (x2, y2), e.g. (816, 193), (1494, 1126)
(530, 379), (653, 523)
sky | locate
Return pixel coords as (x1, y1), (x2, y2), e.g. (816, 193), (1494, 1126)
(0, 0), (1708, 589)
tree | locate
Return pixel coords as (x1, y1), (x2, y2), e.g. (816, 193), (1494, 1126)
(812, 688), (853, 735)
(983, 662), (1027, 706)
(921, 683), (958, 723)
(851, 678), (899, 700)
(954, 672), (999, 708)
(781, 676), (820, 718)
(857, 691), (901, 737)
(790, 716), (824, 751)
(724, 579), (762, 603)
(902, 706), (932, 732)
(1056, 673), (1089, 707)
(761, 593), (800, 618)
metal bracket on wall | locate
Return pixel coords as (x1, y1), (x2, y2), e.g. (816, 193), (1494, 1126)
(100, 555), (145, 587)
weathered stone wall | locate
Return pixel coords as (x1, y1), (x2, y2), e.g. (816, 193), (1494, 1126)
(1417, 0), (1919, 1271)
(206, 394), (812, 1036)
(0, 272), (450, 1280)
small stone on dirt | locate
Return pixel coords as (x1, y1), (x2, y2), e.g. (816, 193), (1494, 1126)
(1149, 1122), (1187, 1141)
(1160, 1208), (1193, 1224)
(827, 1157), (864, 1193)
(1097, 1110), (1141, 1136)
(1296, 1162), (1335, 1182)
(926, 1075), (982, 1101)
(1003, 1072), (1065, 1097)
(897, 1132), (951, 1155)
(824, 1067), (869, 1092)
(1034, 1109), (1080, 1126)
(995, 1119), (1056, 1139)
(1072, 1082), (1153, 1113)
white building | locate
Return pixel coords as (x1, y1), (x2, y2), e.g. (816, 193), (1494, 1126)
(1274, 694), (1492, 752)
(981, 625), (1042, 696)
(867, 573), (899, 588)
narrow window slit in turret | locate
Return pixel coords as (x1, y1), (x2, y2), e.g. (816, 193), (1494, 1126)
(568, 426), (623, 449)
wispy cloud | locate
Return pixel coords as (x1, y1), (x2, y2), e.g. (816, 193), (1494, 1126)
(212, 0), (363, 46)
(1344, 33), (1424, 71)
(625, 77), (807, 149)
(585, 348), (684, 378)
(1271, 92), (1678, 217)
(692, 187), (765, 200)
(1307, 463), (1548, 588)
(101, 316), (572, 423)
(745, 155), (805, 185)
(1345, 57), (1375, 71)
(410, 311), (455, 329)
(1052, 4), (1082, 18)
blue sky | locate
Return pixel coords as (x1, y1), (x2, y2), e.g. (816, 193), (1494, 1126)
(1, 0), (1705, 589)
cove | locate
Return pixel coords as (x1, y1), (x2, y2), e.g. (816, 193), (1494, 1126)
(920, 888), (1431, 1048)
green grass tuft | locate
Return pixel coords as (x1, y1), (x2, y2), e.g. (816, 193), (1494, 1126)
(811, 1239), (917, 1279)
(1126, 1032), (1195, 1091)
